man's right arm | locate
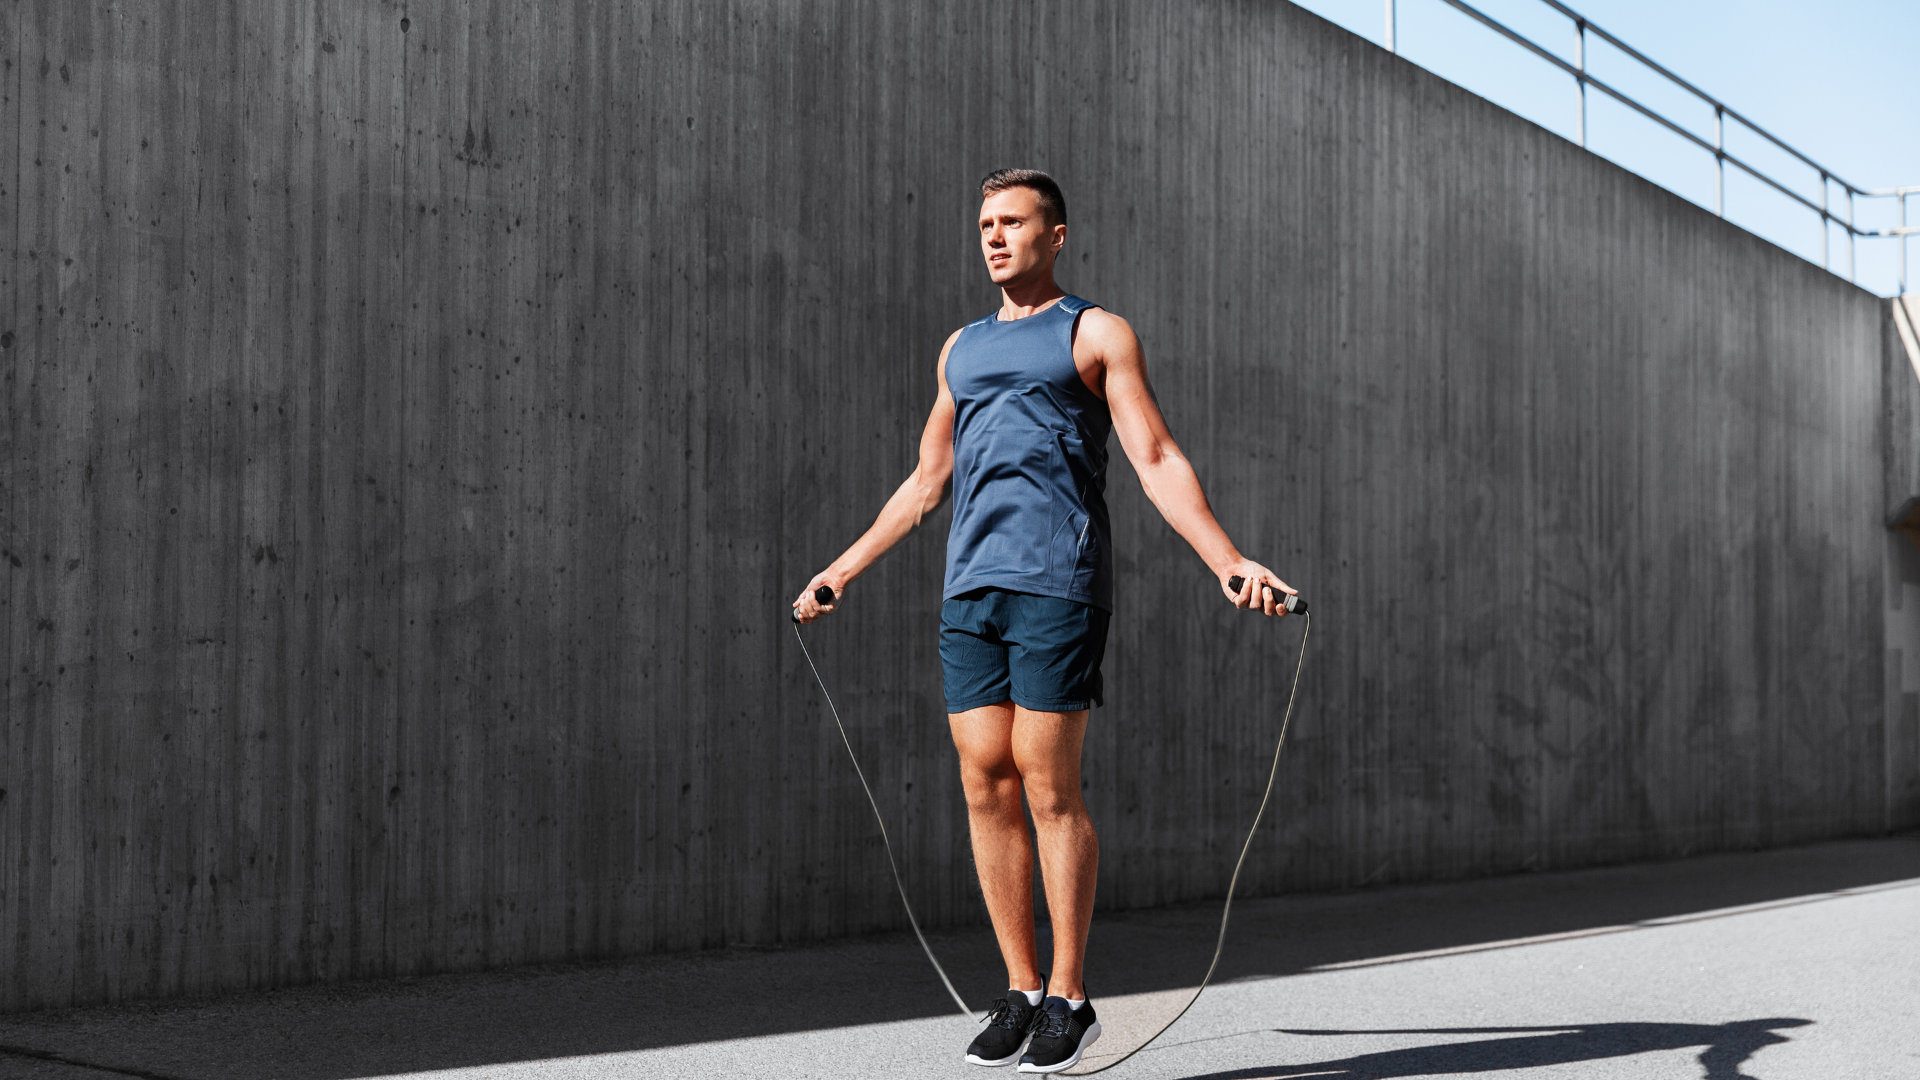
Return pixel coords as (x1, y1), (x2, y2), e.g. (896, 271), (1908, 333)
(791, 330), (961, 623)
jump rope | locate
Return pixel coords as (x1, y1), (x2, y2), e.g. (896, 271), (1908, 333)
(792, 577), (1310, 1074)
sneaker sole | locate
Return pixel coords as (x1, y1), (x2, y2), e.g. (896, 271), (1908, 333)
(966, 1039), (1029, 1067)
(1017, 1021), (1101, 1074)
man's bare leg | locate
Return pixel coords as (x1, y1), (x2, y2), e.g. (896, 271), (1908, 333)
(952, 702), (1043, 992)
(1011, 705), (1096, 1000)
(951, 702), (1097, 1000)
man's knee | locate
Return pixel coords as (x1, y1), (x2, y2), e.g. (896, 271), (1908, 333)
(1023, 780), (1087, 826)
(961, 766), (1025, 818)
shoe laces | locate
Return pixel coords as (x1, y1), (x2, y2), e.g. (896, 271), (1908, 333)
(982, 997), (1028, 1032)
(1031, 1005), (1071, 1039)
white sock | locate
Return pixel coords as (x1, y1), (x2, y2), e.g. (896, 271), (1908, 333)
(1066, 997), (1086, 1011)
(1013, 987), (1043, 1006)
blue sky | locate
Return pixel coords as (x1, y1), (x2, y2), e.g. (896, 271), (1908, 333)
(1289, 0), (1920, 296)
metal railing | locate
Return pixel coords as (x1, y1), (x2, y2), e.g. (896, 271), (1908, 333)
(1383, 0), (1918, 293)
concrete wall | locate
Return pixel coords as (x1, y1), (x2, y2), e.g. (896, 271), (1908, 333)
(2, 0), (1909, 1011)
(1884, 296), (1920, 832)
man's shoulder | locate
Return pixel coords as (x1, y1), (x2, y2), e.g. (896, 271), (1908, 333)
(1072, 305), (1135, 346)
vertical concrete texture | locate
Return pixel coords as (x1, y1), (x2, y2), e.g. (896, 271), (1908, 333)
(0, 0), (1910, 1011)
(1883, 295), (1920, 833)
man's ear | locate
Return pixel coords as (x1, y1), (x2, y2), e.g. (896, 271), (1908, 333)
(1052, 224), (1067, 254)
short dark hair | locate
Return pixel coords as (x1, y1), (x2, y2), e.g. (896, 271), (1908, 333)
(980, 168), (1067, 227)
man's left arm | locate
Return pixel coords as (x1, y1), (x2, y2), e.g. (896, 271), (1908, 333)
(1086, 309), (1296, 616)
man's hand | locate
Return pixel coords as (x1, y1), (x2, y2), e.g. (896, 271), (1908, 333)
(791, 571), (846, 624)
(1221, 561), (1296, 617)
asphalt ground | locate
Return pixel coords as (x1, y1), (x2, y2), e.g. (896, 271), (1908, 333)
(0, 835), (1914, 1080)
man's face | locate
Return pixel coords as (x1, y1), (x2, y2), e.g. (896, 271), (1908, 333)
(979, 187), (1065, 287)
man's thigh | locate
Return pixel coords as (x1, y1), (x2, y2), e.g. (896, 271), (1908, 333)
(1009, 706), (1089, 785)
(950, 702), (1018, 775)
(949, 704), (1088, 781)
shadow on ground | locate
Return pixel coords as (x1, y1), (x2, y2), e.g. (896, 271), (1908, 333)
(0, 837), (1907, 1080)
(1175, 1020), (1813, 1080)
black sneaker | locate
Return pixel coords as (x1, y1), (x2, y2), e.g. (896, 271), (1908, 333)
(1018, 995), (1101, 1073)
(966, 990), (1043, 1067)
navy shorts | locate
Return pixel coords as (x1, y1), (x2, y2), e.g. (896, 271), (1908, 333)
(940, 587), (1110, 713)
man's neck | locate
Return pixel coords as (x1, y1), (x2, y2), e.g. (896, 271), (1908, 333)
(998, 275), (1066, 321)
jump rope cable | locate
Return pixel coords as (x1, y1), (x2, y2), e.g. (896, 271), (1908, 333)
(792, 606), (1312, 1070)
(1076, 609), (1310, 1075)
(793, 619), (975, 1017)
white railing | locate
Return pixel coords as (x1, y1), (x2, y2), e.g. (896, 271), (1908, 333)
(1383, 0), (1918, 293)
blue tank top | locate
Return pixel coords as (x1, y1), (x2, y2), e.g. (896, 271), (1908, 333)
(944, 295), (1113, 611)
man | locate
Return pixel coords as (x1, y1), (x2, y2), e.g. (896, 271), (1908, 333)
(792, 168), (1294, 1073)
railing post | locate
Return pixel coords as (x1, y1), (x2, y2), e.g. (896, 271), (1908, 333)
(1903, 193), (1910, 295)
(1820, 174), (1829, 270)
(1714, 108), (1725, 217)
(1574, 20), (1587, 147)
(1385, 0), (1396, 53)
(1847, 189), (1856, 283)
